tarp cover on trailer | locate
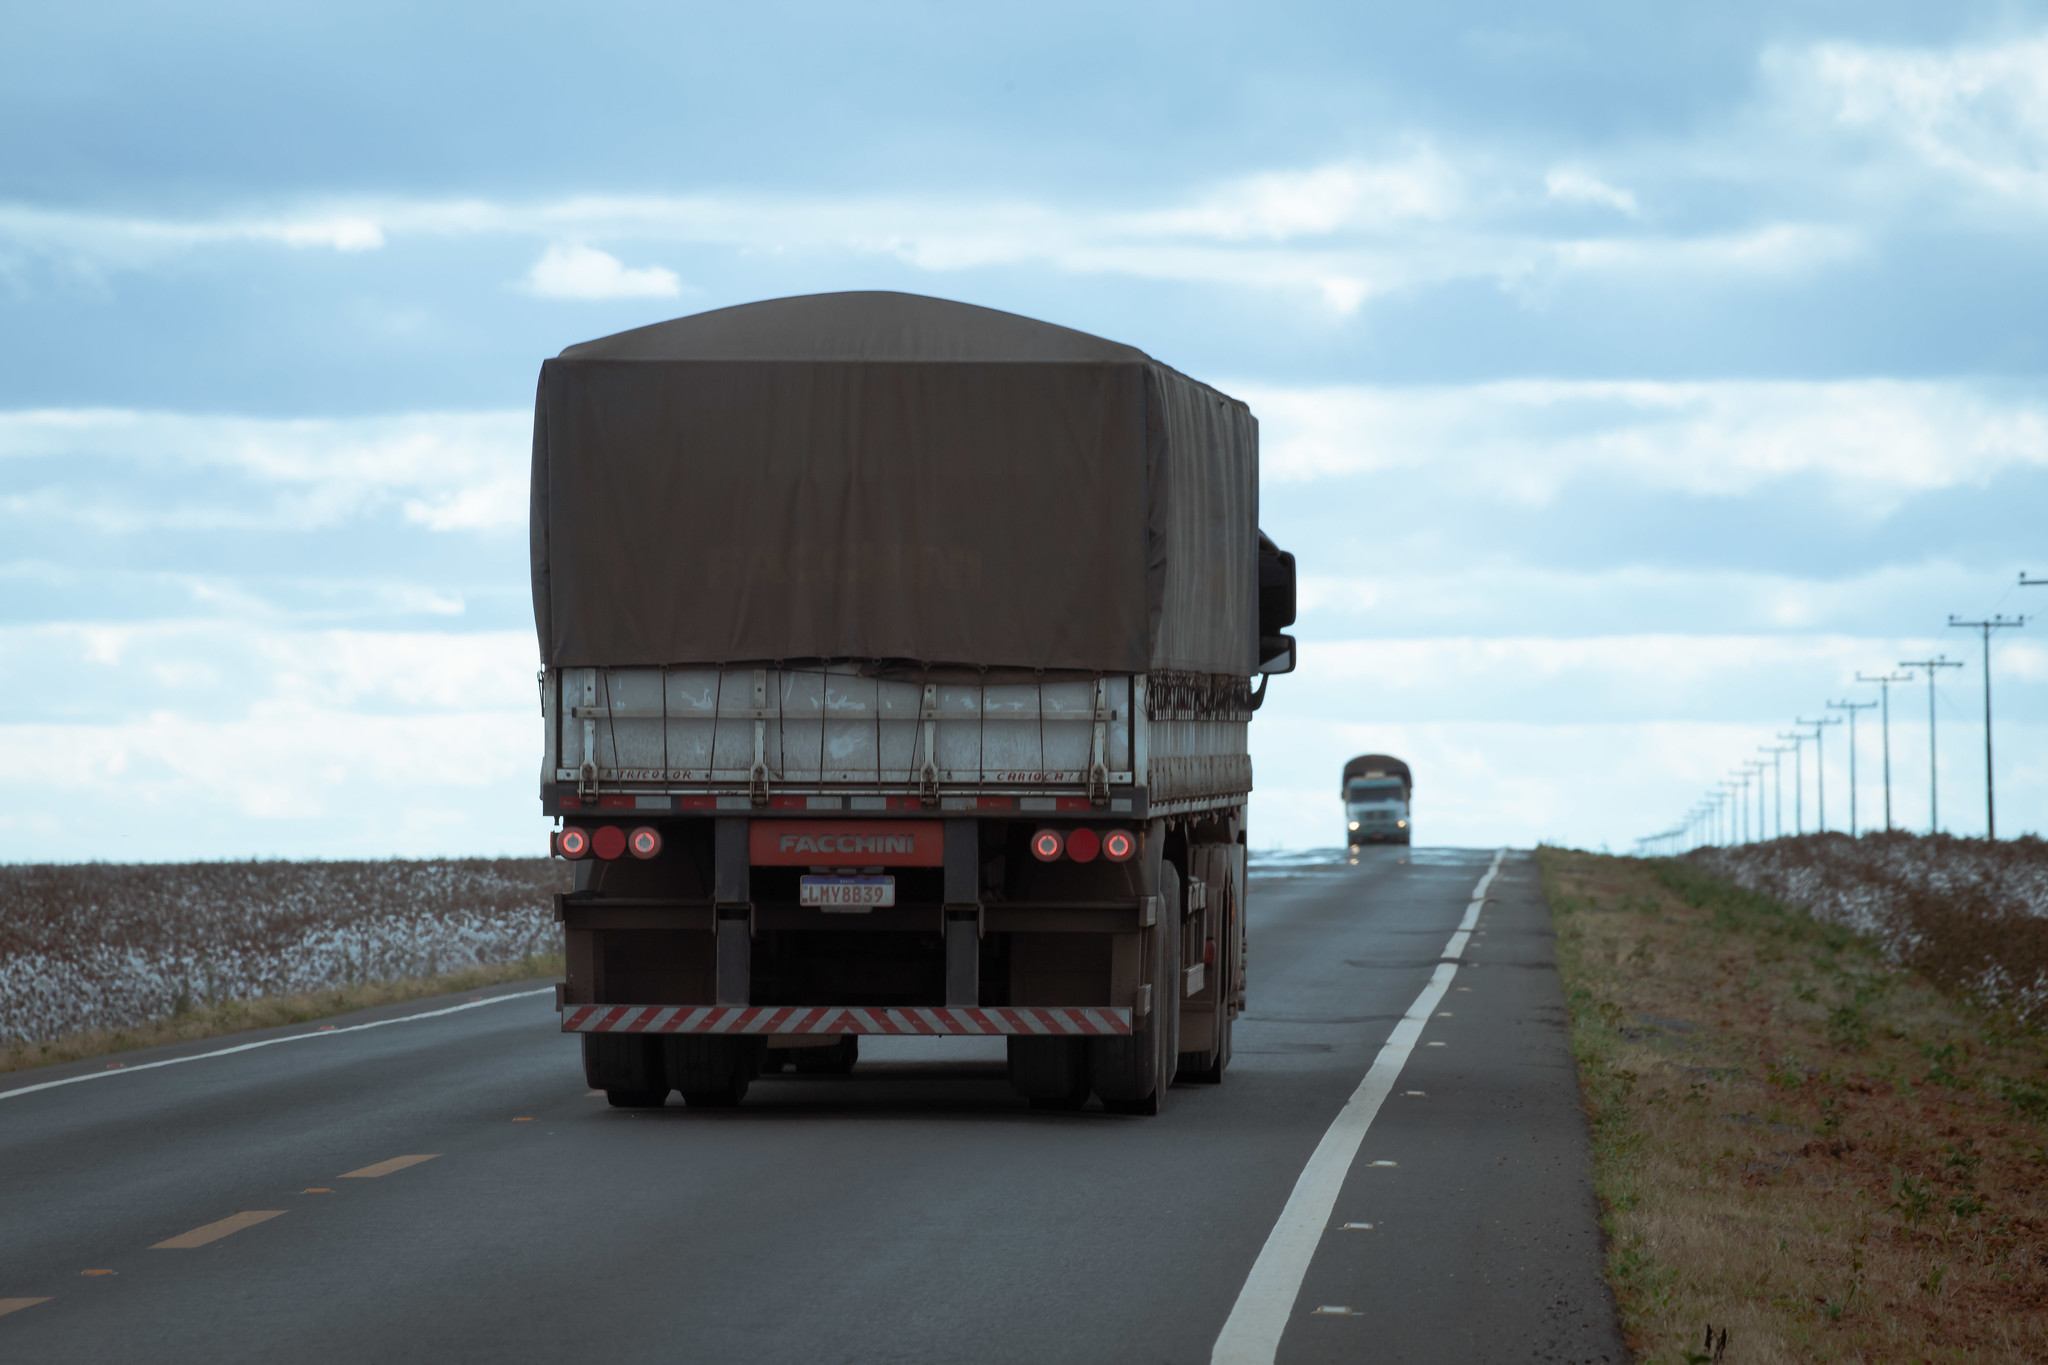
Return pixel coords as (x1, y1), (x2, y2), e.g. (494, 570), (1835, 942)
(529, 291), (1258, 675)
(1342, 754), (1413, 795)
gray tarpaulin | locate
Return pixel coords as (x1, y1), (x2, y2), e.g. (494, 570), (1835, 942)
(530, 292), (1258, 675)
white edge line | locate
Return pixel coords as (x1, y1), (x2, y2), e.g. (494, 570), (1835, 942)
(1209, 848), (1507, 1365)
(0, 985), (555, 1102)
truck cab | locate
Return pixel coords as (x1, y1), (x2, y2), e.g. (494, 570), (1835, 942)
(1340, 754), (1412, 849)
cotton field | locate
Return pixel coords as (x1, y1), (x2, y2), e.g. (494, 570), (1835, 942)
(0, 859), (569, 1043)
(1687, 832), (2048, 1024)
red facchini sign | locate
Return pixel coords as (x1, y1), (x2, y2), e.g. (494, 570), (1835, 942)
(748, 821), (945, 866)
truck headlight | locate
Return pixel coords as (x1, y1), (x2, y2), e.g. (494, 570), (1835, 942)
(1348, 821), (1359, 831)
(1396, 820), (1407, 828)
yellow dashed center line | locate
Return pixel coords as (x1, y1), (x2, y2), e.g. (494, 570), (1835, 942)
(0, 1297), (52, 1317)
(151, 1210), (286, 1249)
(339, 1154), (439, 1179)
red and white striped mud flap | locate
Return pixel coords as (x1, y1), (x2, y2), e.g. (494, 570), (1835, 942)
(559, 1004), (1133, 1037)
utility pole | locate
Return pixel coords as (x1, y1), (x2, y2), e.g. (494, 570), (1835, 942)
(1899, 656), (1963, 834)
(1778, 730), (1808, 834)
(1857, 671), (1912, 831)
(1796, 716), (1841, 832)
(1949, 615), (2027, 839)
(1827, 699), (1876, 835)
(1747, 760), (1769, 842)
(1760, 745), (1791, 839)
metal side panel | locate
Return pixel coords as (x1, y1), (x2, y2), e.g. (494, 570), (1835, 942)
(553, 667), (1136, 789)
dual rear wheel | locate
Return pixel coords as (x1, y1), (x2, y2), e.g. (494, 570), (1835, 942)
(1008, 863), (1189, 1115)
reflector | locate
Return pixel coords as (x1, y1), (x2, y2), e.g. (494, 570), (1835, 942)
(1066, 827), (1100, 863)
(556, 828), (590, 860)
(628, 826), (662, 859)
(1101, 829), (1135, 862)
(1031, 828), (1064, 862)
(593, 825), (627, 860)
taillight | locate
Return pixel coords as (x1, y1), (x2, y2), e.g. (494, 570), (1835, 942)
(1101, 829), (1136, 862)
(1031, 828), (1064, 862)
(1066, 827), (1100, 863)
(592, 825), (627, 860)
(556, 828), (590, 860)
(628, 826), (662, 859)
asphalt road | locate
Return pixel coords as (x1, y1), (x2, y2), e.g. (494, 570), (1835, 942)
(1, 848), (1625, 1364)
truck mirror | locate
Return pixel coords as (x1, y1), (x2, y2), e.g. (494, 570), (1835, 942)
(1257, 532), (1297, 638)
(1258, 632), (1296, 675)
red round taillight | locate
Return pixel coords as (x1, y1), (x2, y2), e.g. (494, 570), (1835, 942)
(628, 826), (662, 860)
(1066, 827), (1100, 863)
(1101, 828), (1136, 862)
(556, 827), (590, 860)
(592, 825), (627, 860)
(1031, 828), (1065, 862)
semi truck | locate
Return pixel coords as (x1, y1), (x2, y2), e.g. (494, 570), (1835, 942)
(530, 291), (1297, 1115)
(1341, 754), (1412, 847)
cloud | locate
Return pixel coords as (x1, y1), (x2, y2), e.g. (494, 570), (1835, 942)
(0, 144), (1864, 318)
(1126, 153), (1463, 240)
(520, 242), (682, 300)
(1544, 167), (1639, 216)
(0, 624), (540, 854)
(1765, 30), (2048, 213)
(1240, 378), (2048, 513)
(0, 409), (529, 533)
(0, 204), (385, 269)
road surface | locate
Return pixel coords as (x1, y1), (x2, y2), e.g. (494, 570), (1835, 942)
(1, 848), (1625, 1363)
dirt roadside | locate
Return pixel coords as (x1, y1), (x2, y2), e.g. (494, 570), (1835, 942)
(1540, 847), (2048, 1363)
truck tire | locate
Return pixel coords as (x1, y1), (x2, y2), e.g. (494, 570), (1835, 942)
(792, 1036), (858, 1074)
(1007, 1036), (1091, 1108)
(664, 1035), (760, 1108)
(582, 1034), (667, 1099)
(1179, 846), (1233, 1084)
(1091, 863), (1181, 1115)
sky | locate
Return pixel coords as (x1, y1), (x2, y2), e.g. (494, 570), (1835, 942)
(3, 0), (2047, 860)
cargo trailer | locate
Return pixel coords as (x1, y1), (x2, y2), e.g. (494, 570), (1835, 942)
(531, 291), (1295, 1113)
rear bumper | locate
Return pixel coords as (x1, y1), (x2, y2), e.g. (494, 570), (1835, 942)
(561, 1004), (1133, 1037)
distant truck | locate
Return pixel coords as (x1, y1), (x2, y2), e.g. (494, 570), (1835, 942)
(1341, 755), (1412, 847)
(531, 291), (1297, 1115)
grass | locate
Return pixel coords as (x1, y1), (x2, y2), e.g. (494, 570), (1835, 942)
(1, 950), (564, 1076)
(1540, 846), (2048, 1363)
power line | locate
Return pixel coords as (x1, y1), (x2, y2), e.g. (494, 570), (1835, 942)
(1947, 614), (2027, 839)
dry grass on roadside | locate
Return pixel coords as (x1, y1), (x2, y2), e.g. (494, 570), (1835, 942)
(1540, 846), (2048, 1364)
(1, 951), (564, 1076)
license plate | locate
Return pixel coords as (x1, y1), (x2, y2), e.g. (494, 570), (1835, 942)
(800, 876), (895, 911)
